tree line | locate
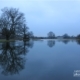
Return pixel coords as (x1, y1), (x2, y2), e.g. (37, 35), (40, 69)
(47, 31), (80, 39)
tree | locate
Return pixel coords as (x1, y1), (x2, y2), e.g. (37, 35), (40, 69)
(0, 7), (28, 40)
(28, 31), (34, 38)
(76, 34), (80, 39)
(23, 24), (29, 39)
(62, 34), (70, 39)
(47, 31), (55, 38)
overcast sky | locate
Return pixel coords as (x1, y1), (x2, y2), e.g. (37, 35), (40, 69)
(0, 0), (80, 36)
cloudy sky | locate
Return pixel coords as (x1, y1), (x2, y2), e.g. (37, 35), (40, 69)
(0, 0), (80, 36)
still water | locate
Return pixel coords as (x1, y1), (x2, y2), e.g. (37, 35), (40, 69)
(0, 39), (80, 80)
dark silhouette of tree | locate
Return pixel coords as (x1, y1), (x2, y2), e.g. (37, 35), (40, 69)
(23, 31), (34, 40)
(0, 41), (34, 75)
(0, 7), (29, 40)
(47, 40), (55, 47)
(76, 34), (80, 39)
(28, 31), (34, 38)
(62, 34), (70, 39)
(23, 24), (29, 39)
(47, 31), (55, 39)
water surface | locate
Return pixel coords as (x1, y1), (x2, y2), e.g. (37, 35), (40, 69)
(0, 39), (80, 80)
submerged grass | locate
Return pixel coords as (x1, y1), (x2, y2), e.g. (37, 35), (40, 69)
(0, 38), (80, 42)
(0, 39), (16, 42)
(0, 39), (30, 42)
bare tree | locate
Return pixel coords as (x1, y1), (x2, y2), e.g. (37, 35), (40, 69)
(76, 34), (80, 39)
(47, 31), (55, 38)
(23, 24), (29, 39)
(62, 34), (70, 39)
(0, 7), (28, 40)
(28, 31), (34, 38)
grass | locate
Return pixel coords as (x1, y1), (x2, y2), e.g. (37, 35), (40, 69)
(0, 38), (80, 42)
(0, 39), (30, 42)
(0, 39), (16, 42)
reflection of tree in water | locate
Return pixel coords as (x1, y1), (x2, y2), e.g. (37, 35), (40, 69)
(25, 40), (34, 48)
(62, 40), (70, 44)
(76, 40), (80, 45)
(47, 40), (55, 48)
(0, 40), (34, 75)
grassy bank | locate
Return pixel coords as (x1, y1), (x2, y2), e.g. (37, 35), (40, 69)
(0, 38), (80, 42)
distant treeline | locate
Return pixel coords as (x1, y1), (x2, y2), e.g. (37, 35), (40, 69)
(32, 32), (80, 39)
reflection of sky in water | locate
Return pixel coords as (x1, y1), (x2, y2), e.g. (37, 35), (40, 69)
(0, 40), (80, 80)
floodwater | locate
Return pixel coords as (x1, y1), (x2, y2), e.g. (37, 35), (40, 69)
(0, 39), (80, 80)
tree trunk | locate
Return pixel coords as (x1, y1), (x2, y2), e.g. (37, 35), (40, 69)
(6, 35), (9, 40)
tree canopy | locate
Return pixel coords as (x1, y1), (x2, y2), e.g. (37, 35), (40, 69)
(47, 31), (55, 38)
(0, 7), (29, 40)
(62, 34), (70, 39)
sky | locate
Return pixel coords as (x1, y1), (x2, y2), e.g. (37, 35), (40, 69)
(0, 0), (80, 36)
